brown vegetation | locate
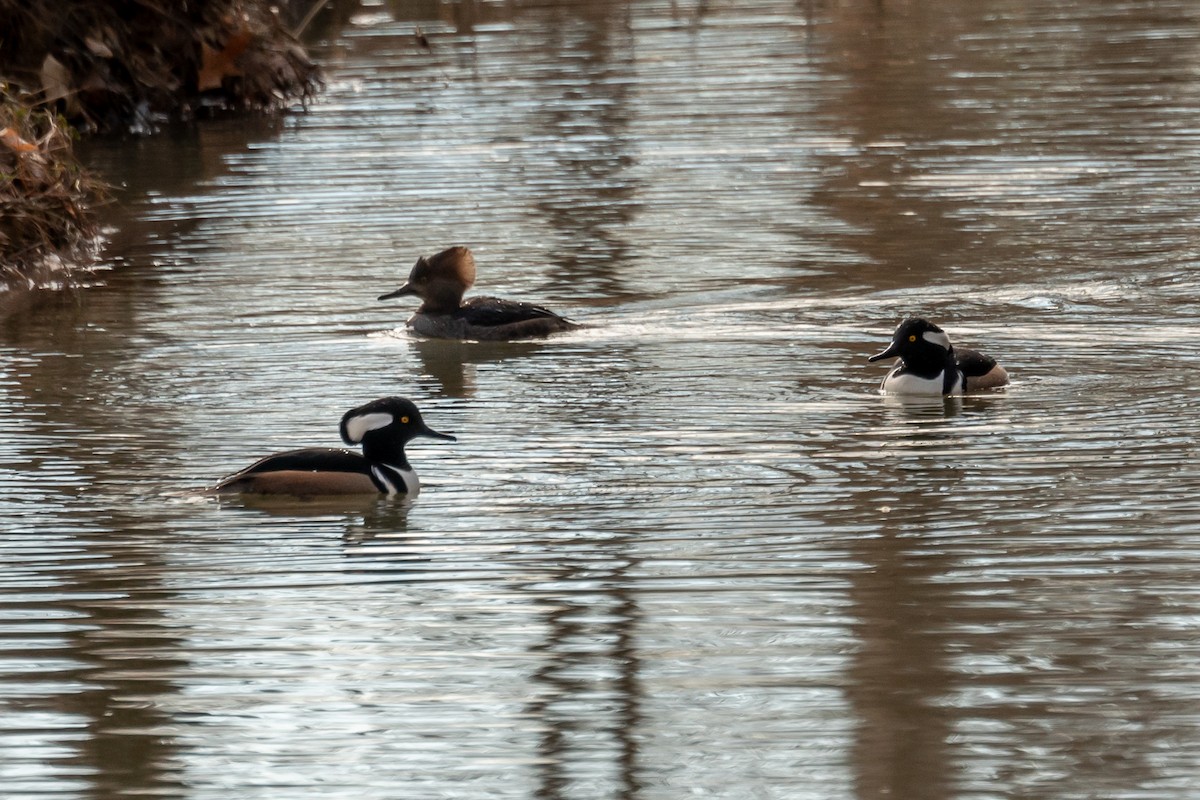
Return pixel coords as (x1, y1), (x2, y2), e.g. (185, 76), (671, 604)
(1, 0), (321, 133)
(0, 0), (323, 289)
(0, 85), (103, 285)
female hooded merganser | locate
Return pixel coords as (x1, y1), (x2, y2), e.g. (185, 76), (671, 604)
(378, 246), (579, 340)
(868, 318), (1009, 395)
(212, 397), (455, 497)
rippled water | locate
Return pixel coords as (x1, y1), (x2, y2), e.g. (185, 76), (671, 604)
(4, 0), (1200, 797)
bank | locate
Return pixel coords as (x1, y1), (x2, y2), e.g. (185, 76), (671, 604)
(0, 0), (324, 308)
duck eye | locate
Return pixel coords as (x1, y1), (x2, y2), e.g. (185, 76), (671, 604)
(908, 334), (917, 342)
(400, 416), (410, 424)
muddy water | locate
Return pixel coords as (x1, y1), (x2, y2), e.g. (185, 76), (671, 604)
(4, 0), (1200, 797)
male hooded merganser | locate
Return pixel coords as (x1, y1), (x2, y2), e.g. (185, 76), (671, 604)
(212, 397), (455, 497)
(378, 246), (579, 340)
(868, 318), (1009, 395)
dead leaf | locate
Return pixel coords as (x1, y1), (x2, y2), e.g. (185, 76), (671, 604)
(197, 30), (255, 91)
(85, 36), (114, 59)
(41, 54), (71, 104)
(0, 127), (38, 153)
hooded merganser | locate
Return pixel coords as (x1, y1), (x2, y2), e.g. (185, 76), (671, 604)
(212, 397), (455, 497)
(378, 246), (579, 340)
(868, 318), (1009, 395)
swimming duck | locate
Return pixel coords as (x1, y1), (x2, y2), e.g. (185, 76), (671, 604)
(868, 318), (1009, 395)
(378, 246), (578, 340)
(212, 397), (455, 497)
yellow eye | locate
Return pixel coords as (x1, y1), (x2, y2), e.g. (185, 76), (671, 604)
(400, 416), (410, 424)
(908, 334), (917, 342)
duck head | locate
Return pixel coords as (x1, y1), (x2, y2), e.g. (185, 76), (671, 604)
(340, 397), (456, 465)
(868, 318), (955, 373)
(378, 246), (477, 314)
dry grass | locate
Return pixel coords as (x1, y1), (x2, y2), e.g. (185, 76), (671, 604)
(0, 85), (104, 284)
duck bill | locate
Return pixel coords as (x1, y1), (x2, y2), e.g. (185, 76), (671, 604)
(378, 283), (416, 301)
(419, 424), (457, 442)
(868, 342), (901, 362)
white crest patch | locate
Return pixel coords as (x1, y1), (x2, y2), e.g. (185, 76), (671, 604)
(922, 329), (952, 350)
(343, 412), (394, 443)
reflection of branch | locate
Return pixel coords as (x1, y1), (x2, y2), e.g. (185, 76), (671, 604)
(292, 0), (332, 39)
(526, 548), (643, 800)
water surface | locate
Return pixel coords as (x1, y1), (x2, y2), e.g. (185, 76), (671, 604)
(4, 1), (1200, 798)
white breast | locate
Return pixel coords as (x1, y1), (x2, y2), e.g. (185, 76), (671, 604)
(371, 464), (420, 497)
(881, 369), (962, 396)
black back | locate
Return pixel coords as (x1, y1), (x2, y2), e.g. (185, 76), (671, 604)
(955, 347), (998, 378)
(235, 448), (371, 477)
(458, 296), (567, 327)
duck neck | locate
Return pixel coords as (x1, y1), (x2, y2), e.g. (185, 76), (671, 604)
(361, 438), (412, 471)
(417, 279), (466, 314)
(359, 430), (420, 495)
(904, 344), (957, 380)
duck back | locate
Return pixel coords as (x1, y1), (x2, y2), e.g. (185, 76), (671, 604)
(409, 296), (578, 340)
